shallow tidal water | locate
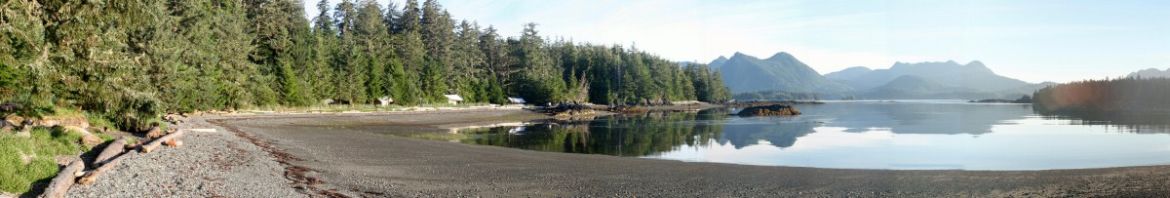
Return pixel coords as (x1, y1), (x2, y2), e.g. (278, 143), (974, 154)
(446, 100), (1170, 170)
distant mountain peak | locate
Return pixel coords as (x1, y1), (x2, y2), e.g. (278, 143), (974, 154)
(891, 61), (910, 68)
(825, 60), (1032, 95)
(841, 66), (872, 71)
(709, 56), (731, 69)
(766, 52), (796, 61)
(711, 51), (851, 94)
(823, 66), (874, 81)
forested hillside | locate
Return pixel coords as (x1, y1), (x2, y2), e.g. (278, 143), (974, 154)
(0, 0), (729, 131)
(1033, 77), (1170, 114)
(709, 52), (850, 94)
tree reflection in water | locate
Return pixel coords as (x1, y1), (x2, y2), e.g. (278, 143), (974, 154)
(461, 109), (731, 156)
(456, 102), (1170, 157)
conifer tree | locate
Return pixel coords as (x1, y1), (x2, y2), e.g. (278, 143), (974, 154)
(309, 0), (338, 102)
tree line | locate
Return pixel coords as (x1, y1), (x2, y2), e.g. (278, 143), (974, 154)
(1033, 77), (1170, 114)
(0, 0), (730, 131)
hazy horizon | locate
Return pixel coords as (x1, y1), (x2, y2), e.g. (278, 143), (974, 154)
(303, 0), (1170, 83)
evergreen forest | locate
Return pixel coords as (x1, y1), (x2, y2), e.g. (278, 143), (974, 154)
(0, 0), (730, 131)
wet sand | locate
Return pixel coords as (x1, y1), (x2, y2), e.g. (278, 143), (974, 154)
(216, 109), (1170, 197)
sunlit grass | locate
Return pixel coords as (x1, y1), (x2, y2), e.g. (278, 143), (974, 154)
(84, 111), (116, 130)
(0, 127), (91, 195)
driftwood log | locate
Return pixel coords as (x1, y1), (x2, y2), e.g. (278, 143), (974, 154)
(93, 136), (127, 166)
(141, 129), (184, 153)
(144, 126), (165, 140)
(78, 154), (126, 185)
(40, 160), (84, 198)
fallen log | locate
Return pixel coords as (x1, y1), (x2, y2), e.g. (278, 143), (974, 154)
(144, 126), (165, 140)
(141, 129), (184, 153)
(93, 136), (127, 166)
(40, 160), (84, 198)
(62, 126), (102, 148)
(78, 154), (126, 185)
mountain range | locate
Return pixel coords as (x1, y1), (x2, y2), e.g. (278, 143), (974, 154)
(709, 52), (850, 94)
(1128, 68), (1170, 78)
(711, 52), (1050, 100)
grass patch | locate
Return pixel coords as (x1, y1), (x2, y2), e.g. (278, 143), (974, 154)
(84, 111), (116, 130)
(0, 127), (90, 195)
(42, 107), (84, 120)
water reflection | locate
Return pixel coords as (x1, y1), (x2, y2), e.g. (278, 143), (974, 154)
(804, 102), (1033, 134)
(461, 102), (1046, 155)
(1034, 107), (1170, 133)
(461, 110), (728, 156)
(443, 101), (1170, 170)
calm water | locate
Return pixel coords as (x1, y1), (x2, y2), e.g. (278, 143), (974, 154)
(449, 100), (1170, 170)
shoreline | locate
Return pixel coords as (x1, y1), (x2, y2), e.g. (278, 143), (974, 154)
(70, 108), (1170, 197)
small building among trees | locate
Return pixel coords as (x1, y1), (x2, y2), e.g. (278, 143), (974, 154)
(444, 94), (464, 105)
(507, 97), (526, 104)
(377, 96), (393, 106)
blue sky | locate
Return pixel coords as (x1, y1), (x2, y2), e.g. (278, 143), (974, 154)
(303, 0), (1170, 83)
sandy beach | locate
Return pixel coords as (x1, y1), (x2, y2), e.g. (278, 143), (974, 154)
(71, 108), (1170, 197)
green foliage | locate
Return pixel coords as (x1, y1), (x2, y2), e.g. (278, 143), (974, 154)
(0, 128), (88, 195)
(277, 61), (309, 106)
(0, 0), (732, 127)
(0, 64), (29, 105)
(685, 64), (732, 102)
(106, 91), (164, 132)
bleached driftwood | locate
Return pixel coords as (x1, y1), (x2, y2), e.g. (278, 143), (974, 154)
(40, 160), (84, 198)
(93, 136), (127, 166)
(78, 154), (125, 185)
(141, 130), (185, 153)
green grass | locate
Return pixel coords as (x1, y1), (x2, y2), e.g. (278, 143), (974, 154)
(84, 111), (116, 130)
(45, 107), (84, 119)
(0, 127), (90, 195)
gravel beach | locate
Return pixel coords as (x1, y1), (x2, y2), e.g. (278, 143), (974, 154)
(67, 117), (305, 198)
(69, 108), (1170, 197)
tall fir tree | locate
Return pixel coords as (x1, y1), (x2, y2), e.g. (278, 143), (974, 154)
(512, 23), (566, 105)
(309, 0), (338, 103)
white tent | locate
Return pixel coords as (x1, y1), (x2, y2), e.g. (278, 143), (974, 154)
(444, 94), (464, 105)
(507, 97), (526, 104)
(377, 96), (393, 106)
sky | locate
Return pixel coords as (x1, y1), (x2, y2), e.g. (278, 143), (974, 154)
(303, 0), (1170, 83)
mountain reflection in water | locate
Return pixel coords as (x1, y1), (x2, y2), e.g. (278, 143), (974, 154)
(445, 101), (1170, 170)
(460, 102), (1041, 154)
